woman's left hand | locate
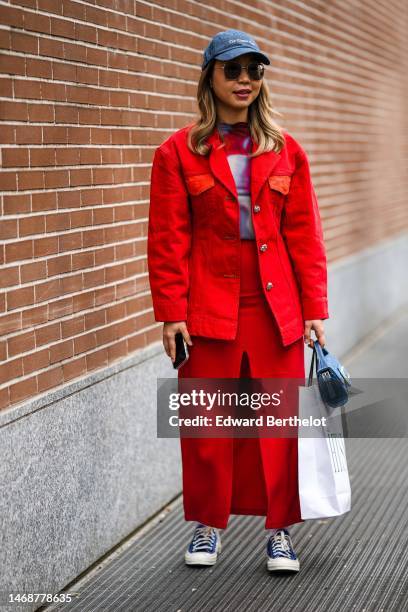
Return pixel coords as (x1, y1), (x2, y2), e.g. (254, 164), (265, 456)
(304, 319), (326, 348)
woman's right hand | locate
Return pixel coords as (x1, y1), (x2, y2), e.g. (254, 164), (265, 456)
(163, 321), (193, 363)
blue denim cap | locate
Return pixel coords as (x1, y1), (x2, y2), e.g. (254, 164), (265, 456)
(202, 29), (270, 71)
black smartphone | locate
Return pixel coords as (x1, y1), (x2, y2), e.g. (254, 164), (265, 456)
(173, 332), (189, 369)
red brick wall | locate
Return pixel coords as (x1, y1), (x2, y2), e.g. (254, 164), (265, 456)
(1, 1), (407, 410)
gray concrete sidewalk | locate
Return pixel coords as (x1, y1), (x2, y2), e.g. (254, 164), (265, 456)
(45, 309), (408, 612)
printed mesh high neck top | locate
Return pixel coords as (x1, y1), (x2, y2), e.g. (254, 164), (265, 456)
(216, 121), (255, 240)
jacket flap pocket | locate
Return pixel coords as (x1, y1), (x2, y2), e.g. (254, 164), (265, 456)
(268, 174), (291, 195)
(185, 173), (215, 196)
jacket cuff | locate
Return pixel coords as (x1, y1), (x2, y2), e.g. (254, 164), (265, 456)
(301, 297), (329, 321)
(153, 299), (188, 322)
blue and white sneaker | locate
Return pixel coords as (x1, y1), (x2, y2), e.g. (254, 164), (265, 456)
(184, 523), (222, 566)
(266, 528), (300, 572)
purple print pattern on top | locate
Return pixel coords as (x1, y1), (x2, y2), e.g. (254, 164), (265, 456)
(216, 121), (255, 240)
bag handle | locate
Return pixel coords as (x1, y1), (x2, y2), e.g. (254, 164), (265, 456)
(314, 340), (328, 360)
(307, 340), (326, 386)
(307, 342), (317, 386)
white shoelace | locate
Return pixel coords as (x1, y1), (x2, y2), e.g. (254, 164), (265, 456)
(191, 525), (216, 551)
(270, 529), (292, 557)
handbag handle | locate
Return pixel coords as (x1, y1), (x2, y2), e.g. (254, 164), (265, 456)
(307, 340), (327, 386)
(307, 342), (316, 386)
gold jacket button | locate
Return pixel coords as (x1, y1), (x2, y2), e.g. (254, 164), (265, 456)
(260, 243), (268, 252)
(253, 205), (261, 213)
(266, 281), (273, 290)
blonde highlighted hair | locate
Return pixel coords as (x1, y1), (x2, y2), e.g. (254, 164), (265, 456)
(187, 59), (285, 158)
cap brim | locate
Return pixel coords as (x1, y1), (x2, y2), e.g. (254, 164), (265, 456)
(214, 47), (270, 65)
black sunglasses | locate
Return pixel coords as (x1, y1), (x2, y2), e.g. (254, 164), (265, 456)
(218, 61), (265, 81)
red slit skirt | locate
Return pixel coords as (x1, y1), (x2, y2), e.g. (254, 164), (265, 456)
(178, 239), (306, 529)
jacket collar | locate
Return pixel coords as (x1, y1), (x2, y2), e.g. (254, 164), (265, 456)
(206, 125), (282, 205)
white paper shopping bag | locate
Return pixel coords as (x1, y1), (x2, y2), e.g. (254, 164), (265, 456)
(298, 383), (351, 519)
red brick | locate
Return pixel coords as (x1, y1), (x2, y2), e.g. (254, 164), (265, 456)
(60, 274), (82, 294)
(72, 291), (94, 312)
(34, 279), (61, 303)
(107, 339), (128, 363)
(13, 0), (37, 9)
(30, 148), (55, 167)
(20, 260), (47, 283)
(0, 265), (19, 288)
(0, 78), (13, 97)
(61, 315), (84, 338)
(2, 147), (29, 167)
(0, 101), (28, 122)
(64, 40), (86, 62)
(44, 169), (70, 189)
(35, 322), (61, 346)
(127, 333), (145, 353)
(62, 355), (86, 381)
(14, 79), (42, 100)
(94, 246), (114, 266)
(45, 212), (71, 232)
(0, 125), (17, 144)
(48, 297), (73, 320)
(0, 312), (22, 335)
(58, 232), (82, 251)
(0, 219), (18, 239)
(49, 339), (74, 364)
(74, 331), (97, 354)
(83, 267), (104, 288)
(8, 331), (36, 358)
(0, 357), (23, 385)
(7, 286), (35, 310)
(37, 366), (64, 393)
(95, 286), (115, 306)
(18, 170), (44, 190)
(0, 5), (24, 28)
(84, 309), (106, 330)
(23, 349), (50, 375)
(0, 172), (17, 190)
(55, 146), (80, 165)
(70, 168), (93, 187)
(15, 126), (42, 144)
(47, 254), (72, 276)
(22, 305), (48, 328)
(86, 347), (109, 371)
(58, 189), (80, 209)
(71, 250), (93, 271)
(43, 126), (68, 144)
(33, 236), (58, 257)
(0, 29), (11, 50)
(93, 207), (114, 225)
(24, 11), (51, 35)
(28, 103), (54, 122)
(0, 387), (10, 411)
(26, 58), (52, 79)
(9, 376), (37, 404)
(0, 54), (25, 75)
(19, 215), (46, 237)
(70, 209), (93, 229)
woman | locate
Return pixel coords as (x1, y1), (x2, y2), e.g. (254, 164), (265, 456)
(147, 29), (328, 573)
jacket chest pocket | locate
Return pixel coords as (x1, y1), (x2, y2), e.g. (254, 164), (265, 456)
(268, 174), (292, 219)
(185, 173), (216, 223)
(268, 174), (292, 195)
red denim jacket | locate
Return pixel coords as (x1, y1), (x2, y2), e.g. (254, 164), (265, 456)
(147, 124), (329, 347)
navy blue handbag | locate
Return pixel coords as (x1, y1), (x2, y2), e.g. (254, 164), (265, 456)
(308, 340), (352, 408)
